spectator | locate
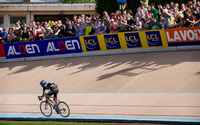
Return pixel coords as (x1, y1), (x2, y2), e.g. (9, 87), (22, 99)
(115, 10), (120, 20)
(33, 22), (44, 41)
(193, 0), (197, 5)
(14, 27), (22, 42)
(21, 25), (30, 42)
(118, 19), (126, 32)
(102, 11), (109, 22)
(197, 1), (200, 12)
(140, 0), (148, 8)
(181, 9), (195, 27)
(7, 29), (16, 43)
(0, 27), (7, 43)
(66, 25), (76, 37)
(12, 26), (15, 33)
(84, 22), (95, 36)
(76, 22), (86, 36)
(57, 20), (66, 38)
(188, 2), (193, 10)
(171, 12), (181, 28)
(4, 28), (9, 34)
(96, 21), (107, 35)
(180, 3), (187, 16)
(170, 1), (175, 10)
(158, 5), (173, 29)
(15, 22), (21, 30)
(145, 7), (153, 19)
(125, 15), (136, 31)
(94, 20), (100, 32)
(192, 8), (200, 23)
(81, 14), (85, 23)
(44, 27), (53, 40)
(134, 17), (142, 30)
(104, 16), (111, 33)
(51, 26), (60, 39)
(65, 19), (71, 34)
(29, 31), (33, 41)
(139, 9), (146, 20)
(140, 18), (148, 30)
(151, 3), (159, 19)
(96, 14), (101, 22)
(159, 15), (165, 26)
(147, 17), (163, 30)
(31, 20), (37, 32)
(109, 18), (118, 33)
(73, 15), (77, 23)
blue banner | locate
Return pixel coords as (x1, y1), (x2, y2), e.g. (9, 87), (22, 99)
(104, 34), (121, 50)
(3, 37), (83, 59)
(83, 36), (100, 51)
(124, 32), (142, 48)
(145, 31), (163, 47)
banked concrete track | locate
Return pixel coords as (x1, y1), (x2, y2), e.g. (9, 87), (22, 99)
(0, 51), (200, 124)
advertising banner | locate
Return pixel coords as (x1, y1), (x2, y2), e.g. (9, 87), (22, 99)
(3, 37), (83, 59)
(145, 31), (163, 47)
(103, 34), (121, 50)
(124, 32), (142, 48)
(0, 44), (5, 57)
(83, 36), (101, 51)
(165, 27), (200, 46)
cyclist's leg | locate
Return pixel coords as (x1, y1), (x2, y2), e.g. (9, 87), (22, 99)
(53, 91), (58, 104)
(45, 91), (54, 103)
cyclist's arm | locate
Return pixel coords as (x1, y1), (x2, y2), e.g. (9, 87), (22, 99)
(41, 91), (45, 98)
(41, 88), (45, 98)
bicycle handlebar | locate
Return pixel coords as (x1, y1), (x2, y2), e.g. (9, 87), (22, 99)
(38, 96), (42, 101)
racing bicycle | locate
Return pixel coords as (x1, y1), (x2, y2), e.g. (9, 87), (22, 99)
(38, 95), (70, 117)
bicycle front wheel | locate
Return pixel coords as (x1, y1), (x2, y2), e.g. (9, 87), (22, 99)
(57, 101), (70, 117)
(40, 101), (52, 117)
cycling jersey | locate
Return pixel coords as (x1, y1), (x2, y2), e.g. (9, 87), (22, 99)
(43, 82), (58, 92)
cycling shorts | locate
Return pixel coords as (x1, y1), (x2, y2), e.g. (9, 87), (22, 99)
(47, 90), (59, 98)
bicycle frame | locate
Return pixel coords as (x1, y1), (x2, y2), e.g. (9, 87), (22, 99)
(38, 94), (70, 117)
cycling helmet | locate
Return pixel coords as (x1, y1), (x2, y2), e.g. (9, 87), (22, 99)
(40, 80), (46, 85)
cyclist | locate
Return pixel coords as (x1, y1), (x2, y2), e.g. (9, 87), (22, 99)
(39, 80), (59, 108)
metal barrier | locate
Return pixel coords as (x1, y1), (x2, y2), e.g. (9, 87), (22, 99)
(193, 21), (200, 27)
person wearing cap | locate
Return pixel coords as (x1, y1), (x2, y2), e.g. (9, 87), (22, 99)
(76, 21), (86, 36)
(16, 20), (23, 31)
(125, 14), (136, 31)
(84, 22), (95, 36)
(13, 27), (22, 42)
(44, 27), (52, 40)
(109, 18), (118, 33)
(0, 27), (7, 43)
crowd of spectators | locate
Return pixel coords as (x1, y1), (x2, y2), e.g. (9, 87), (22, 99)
(0, 0), (200, 44)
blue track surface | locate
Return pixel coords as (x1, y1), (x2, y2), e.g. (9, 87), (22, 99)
(0, 114), (200, 123)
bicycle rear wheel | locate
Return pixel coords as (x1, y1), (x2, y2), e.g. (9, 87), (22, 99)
(40, 101), (52, 117)
(57, 101), (70, 117)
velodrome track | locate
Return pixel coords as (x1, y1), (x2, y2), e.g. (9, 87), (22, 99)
(0, 50), (200, 124)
